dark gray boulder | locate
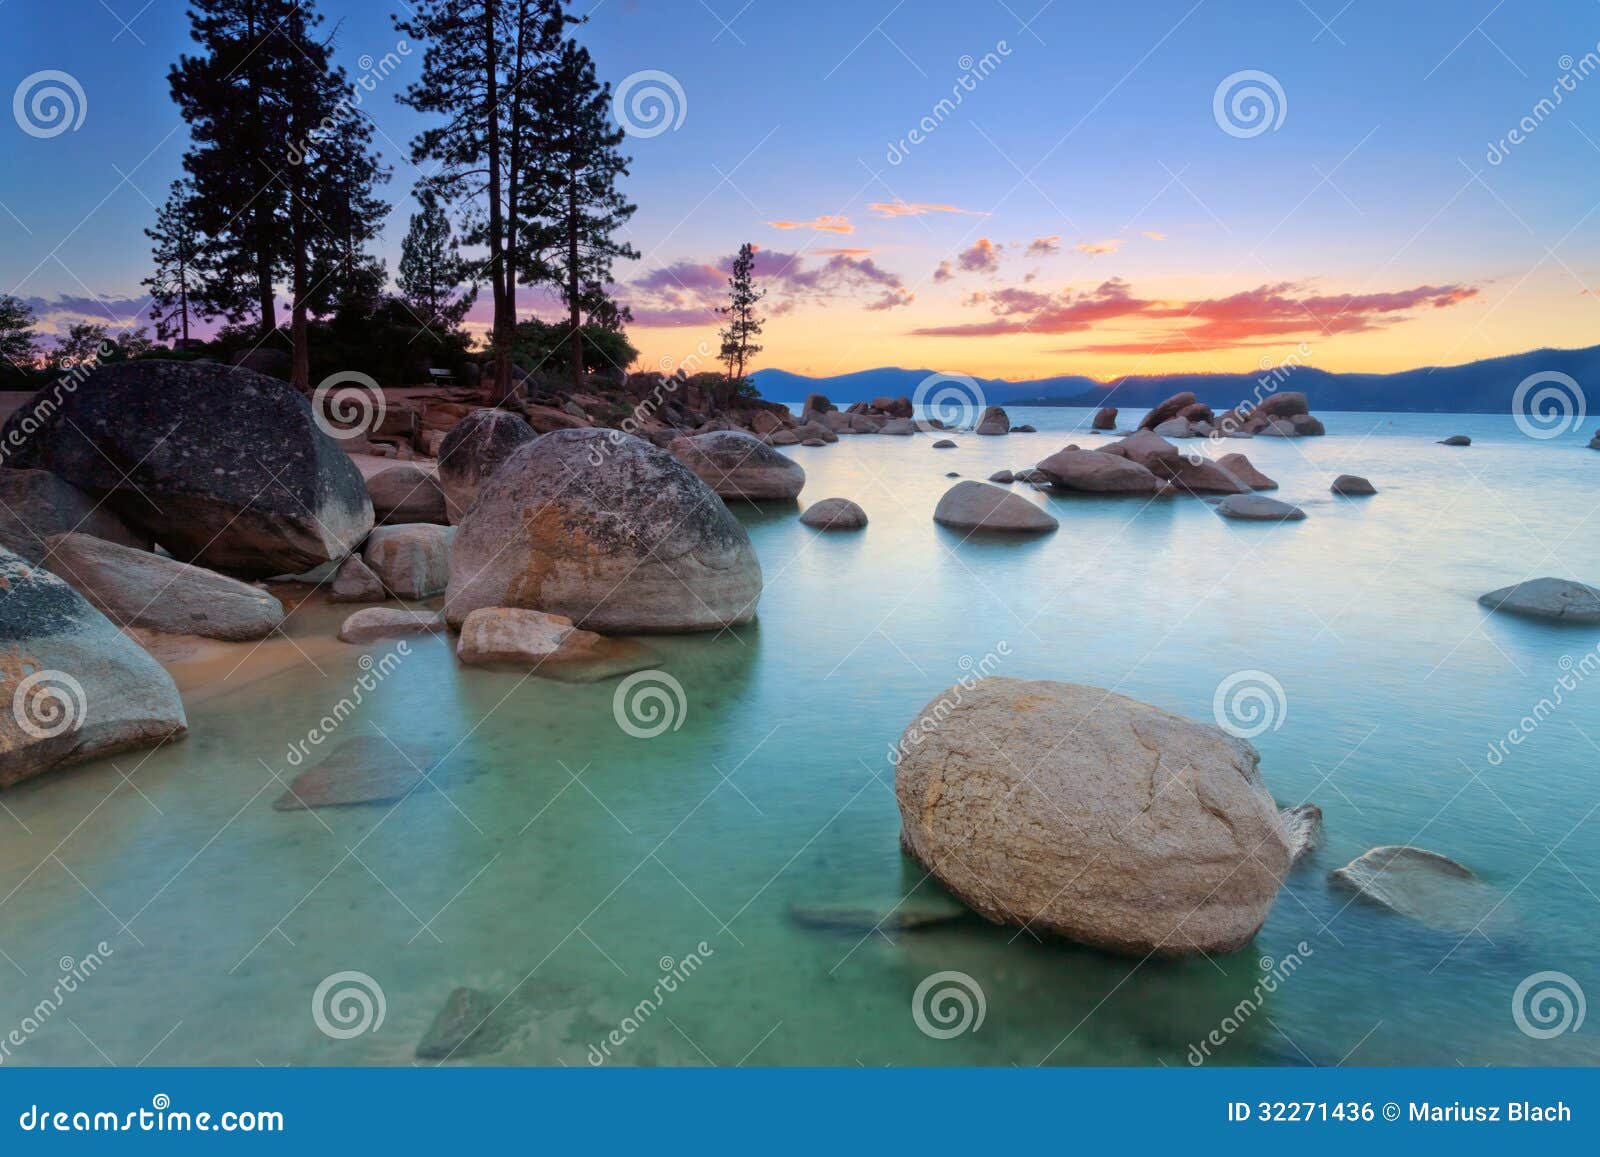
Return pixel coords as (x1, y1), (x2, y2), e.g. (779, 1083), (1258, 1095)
(668, 430), (805, 501)
(1478, 577), (1600, 623)
(0, 361), (371, 579)
(436, 409), (537, 523)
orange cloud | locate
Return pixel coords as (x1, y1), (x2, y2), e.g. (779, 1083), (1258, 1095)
(870, 200), (985, 218)
(913, 278), (1480, 349)
(1076, 239), (1124, 256)
(768, 215), (854, 234)
(1143, 231), (1166, 241)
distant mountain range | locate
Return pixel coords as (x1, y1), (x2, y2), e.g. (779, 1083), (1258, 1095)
(751, 344), (1600, 415)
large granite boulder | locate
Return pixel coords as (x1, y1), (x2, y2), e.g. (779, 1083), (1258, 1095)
(363, 524), (454, 600)
(337, 607), (447, 644)
(1092, 406), (1117, 431)
(895, 678), (1289, 955)
(42, 532), (284, 641)
(933, 481), (1058, 533)
(0, 546), (187, 788)
(1478, 577), (1600, 623)
(0, 361), (371, 579)
(1138, 391), (1198, 431)
(436, 409), (537, 524)
(974, 407), (1010, 435)
(0, 469), (149, 564)
(367, 465), (448, 525)
(444, 429), (763, 632)
(1035, 447), (1163, 494)
(1217, 453), (1277, 490)
(668, 431), (805, 501)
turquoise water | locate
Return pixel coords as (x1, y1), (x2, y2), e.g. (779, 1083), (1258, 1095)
(2, 408), (1597, 1067)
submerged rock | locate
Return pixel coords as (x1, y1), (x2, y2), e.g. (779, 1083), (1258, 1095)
(1330, 845), (1505, 932)
(895, 677), (1290, 956)
(363, 524), (453, 600)
(43, 532), (284, 641)
(1215, 495), (1306, 522)
(933, 481), (1059, 533)
(1331, 474), (1377, 496)
(367, 465), (448, 525)
(932, 439), (957, 449)
(669, 430), (806, 501)
(0, 361), (372, 579)
(337, 607), (447, 644)
(0, 468), (149, 564)
(787, 891), (971, 934)
(455, 607), (572, 665)
(988, 470), (1015, 484)
(0, 546), (187, 789)
(1439, 434), (1472, 446)
(445, 430), (762, 633)
(798, 498), (867, 530)
(437, 409), (538, 524)
(1478, 577), (1600, 623)
(415, 986), (517, 1060)
(273, 735), (427, 810)
(1280, 804), (1323, 867)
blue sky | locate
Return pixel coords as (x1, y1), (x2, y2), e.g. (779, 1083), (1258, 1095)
(3, 0), (1598, 378)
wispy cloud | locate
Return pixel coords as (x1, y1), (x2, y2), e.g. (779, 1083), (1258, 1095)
(768, 215), (855, 234)
(1075, 239), (1124, 256)
(869, 200), (986, 218)
(1026, 235), (1061, 257)
(626, 247), (913, 326)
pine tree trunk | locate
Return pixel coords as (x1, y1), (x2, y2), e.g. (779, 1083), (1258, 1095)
(567, 171), (583, 393)
(484, 0), (512, 403)
(289, 199), (309, 393)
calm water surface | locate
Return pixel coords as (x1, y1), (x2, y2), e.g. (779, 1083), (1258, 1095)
(2, 408), (1597, 1066)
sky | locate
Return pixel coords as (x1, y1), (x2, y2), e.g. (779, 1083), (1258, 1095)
(3, 0), (1599, 382)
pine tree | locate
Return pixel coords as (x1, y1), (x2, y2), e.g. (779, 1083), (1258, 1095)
(51, 322), (111, 370)
(396, 0), (573, 400)
(529, 38), (640, 392)
(0, 294), (38, 371)
(717, 242), (765, 388)
(170, 0), (388, 388)
(143, 180), (208, 344)
(398, 187), (479, 331)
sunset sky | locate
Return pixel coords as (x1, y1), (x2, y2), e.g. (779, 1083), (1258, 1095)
(4, 0), (1598, 382)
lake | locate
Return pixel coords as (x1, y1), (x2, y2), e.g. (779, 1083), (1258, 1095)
(1, 407), (1596, 1067)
